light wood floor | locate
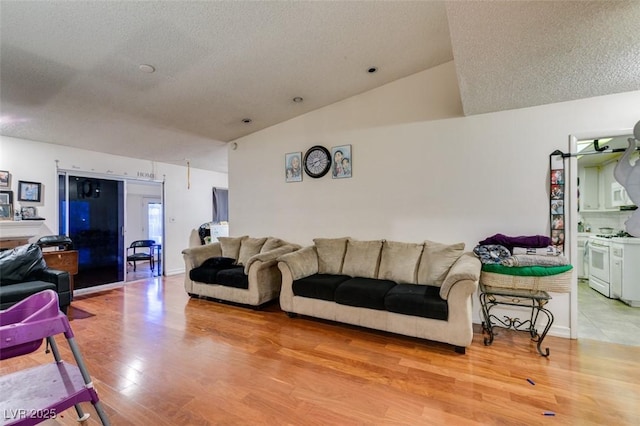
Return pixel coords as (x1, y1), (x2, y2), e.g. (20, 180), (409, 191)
(2, 275), (639, 425)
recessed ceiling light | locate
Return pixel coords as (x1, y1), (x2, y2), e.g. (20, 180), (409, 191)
(367, 67), (378, 73)
(139, 64), (156, 73)
(293, 97), (304, 103)
(242, 118), (252, 124)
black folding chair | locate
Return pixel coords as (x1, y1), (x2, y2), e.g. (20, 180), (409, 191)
(126, 240), (155, 271)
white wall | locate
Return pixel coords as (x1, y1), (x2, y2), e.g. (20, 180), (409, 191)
(0, 136), (227, 275)
(229, 61), (640, 337)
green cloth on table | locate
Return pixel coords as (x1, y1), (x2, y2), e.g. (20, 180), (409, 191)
(481, 263), (573, 277)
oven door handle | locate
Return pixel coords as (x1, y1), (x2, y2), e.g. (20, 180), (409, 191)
(589, 242), (609, 249)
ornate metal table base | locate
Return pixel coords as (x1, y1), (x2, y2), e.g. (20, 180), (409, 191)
(479, 283), (554, 357)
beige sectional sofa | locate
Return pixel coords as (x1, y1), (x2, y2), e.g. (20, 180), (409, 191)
(183, 236), (300, 307)
(277, 238), (481, 353)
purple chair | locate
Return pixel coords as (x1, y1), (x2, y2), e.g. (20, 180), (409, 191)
(0, 290), (109, 425)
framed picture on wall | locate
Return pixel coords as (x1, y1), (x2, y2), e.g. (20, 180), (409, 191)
(550, 184), (564, 200)
(17, 181), (42, 202)
(0, 204), (12, 220)
(0, 190), (12, 205)
(331, 144), (352, 179)
(285, 152), (302, 182)
(0, 171), (10, 188)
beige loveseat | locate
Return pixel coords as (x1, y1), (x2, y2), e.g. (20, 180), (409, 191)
(277, 238), (481, 353)
(183, 236), (300, 307)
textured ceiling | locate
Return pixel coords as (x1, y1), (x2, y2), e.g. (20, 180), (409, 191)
(446, 1), (640, 116)
(1, 1), (639, 173)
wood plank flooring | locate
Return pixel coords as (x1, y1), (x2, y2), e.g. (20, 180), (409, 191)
(1, 275), (639, 425)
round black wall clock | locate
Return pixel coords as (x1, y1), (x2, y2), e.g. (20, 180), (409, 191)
(303, 145), (331, 178)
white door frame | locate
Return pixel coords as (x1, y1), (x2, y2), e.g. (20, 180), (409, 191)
(567, 127), (632, 339)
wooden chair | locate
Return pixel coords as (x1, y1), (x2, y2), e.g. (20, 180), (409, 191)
(127, 240), (155, 271)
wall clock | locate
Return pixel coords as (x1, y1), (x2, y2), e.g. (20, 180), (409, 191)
(303, 145), (331, 178)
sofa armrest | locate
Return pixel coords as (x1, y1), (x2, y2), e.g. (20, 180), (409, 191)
(439, 252), (481, 300)
(244, 244), (300, 274)
(277, 245), (318, 280)
(182, 242), (223, 269)
(34, 268), (71, 294)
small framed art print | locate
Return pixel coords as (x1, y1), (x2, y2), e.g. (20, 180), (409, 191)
(0, 171), (10, 188)
(331, 145), (352, 179)
(0, 204), (12, 220)
(18, 181), (42, 202)
(285, 152), (303, 182)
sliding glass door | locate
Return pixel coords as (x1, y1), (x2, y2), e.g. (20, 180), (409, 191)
(59, 174), (125, 289)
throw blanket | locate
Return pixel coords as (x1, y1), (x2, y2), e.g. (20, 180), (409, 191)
(478, 233), (551, 253)
(473, 244), (511, 264)
(512, 246), (561, 256)
(482, 264), (573, 276)
(501, 254), (569, 267)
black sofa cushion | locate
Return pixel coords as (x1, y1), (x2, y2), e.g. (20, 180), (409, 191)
(384, 284), (448, 320)
(190, 266), (222, 284)
(190, 263), (241, 284)
(292, 274), (350, 301)
(0, 281), (57, 309)
(216, 267), (249, 289)
(201, 256), (236, 268)
(335, 277), (396, 310)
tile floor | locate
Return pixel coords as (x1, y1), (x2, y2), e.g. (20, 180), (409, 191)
(578, 279), (640, 346)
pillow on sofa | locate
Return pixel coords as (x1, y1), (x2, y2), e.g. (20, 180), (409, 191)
(378, 241), (424, 284)
(342, 240), (383, 279)
(313, 237), (349, 274)
(237, 237), (267, 265)
(201, 257), (236, 268)
(417, 240), (465, 286)
(0, 244), (47, 285)
(218, 236), (248, 262)
(261, 237), (284, 253)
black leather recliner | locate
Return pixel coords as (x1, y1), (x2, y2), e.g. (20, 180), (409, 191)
(0, 243), (72, 313)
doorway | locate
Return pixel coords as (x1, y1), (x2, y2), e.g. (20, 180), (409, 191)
(58, 174), (125, 289)
(569, 130), (640, 346)
(125, 182), (163, 281)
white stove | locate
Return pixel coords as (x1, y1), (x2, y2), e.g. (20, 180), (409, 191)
(588, 236), (612, 297)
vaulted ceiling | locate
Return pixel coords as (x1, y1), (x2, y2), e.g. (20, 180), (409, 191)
(1, 1), (639, 173)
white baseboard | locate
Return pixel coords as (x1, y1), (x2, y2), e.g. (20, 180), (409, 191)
(165, 267), (185, 276)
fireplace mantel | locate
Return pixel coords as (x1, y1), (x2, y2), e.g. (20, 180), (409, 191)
(0, 220), (45, 248)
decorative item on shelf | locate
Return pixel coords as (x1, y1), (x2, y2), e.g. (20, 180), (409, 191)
(331, 144), (352, 179)
(285, 152), (303, 183)
(20, 206), (43, 220)
(0, 190), (13, 221)
(549, 152), (565, 253)
(0, 170), (10, 188)
(0, 203), (12, 221)
(303, 145), (331, 178)
(17, 180), (42, 202)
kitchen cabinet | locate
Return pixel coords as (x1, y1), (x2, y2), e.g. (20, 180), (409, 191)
(602, 161), (619, 210)
(611, 238), (640, 307)
(579, 162), (619, 212)
(580, 166), (600, 211)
